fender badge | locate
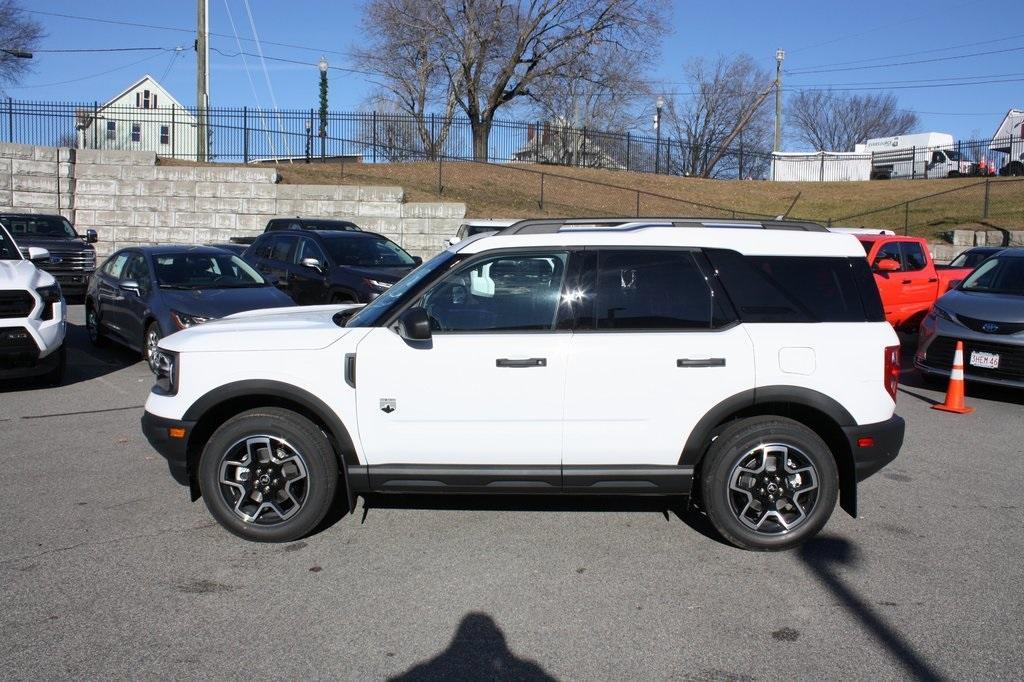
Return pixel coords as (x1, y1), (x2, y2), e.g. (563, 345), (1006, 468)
(380, 398), (396, 414)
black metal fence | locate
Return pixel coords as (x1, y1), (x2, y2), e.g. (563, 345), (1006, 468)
(2, 99), (1021, 183)
(1, 99), (772, 178)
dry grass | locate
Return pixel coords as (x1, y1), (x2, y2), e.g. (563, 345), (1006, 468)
(158, 156), (1024, 239)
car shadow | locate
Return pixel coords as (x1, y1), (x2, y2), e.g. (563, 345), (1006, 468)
(0, 319), (141, 393)
(798, 537), (945, 681)
(347, 493), (731, 547)
(387, 612), (557, 681)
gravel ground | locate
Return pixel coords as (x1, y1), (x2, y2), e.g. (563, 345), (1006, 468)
(1, 306), (1021, 680)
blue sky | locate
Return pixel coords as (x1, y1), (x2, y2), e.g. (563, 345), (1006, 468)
(8, 0), (1020, 143)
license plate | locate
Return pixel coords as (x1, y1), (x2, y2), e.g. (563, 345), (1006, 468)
(969, 350), (1000, 369)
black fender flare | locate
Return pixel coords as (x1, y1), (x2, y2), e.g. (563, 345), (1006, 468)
(679, 386), (858, 516)
(183, 379), (358, 510)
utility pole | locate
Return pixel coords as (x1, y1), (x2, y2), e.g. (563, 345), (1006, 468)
(773, 48), (784, 152)
(196, 0), (209, 162)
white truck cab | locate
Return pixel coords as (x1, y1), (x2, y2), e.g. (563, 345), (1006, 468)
(857, 132), (971, 179)
(0, 223), (66, 385)
(142, 217), (905, 550)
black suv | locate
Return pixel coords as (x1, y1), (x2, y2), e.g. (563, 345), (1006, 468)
(230, 217), (361, 246)
(0, 213), (97, 300)
(243, 230), (421, 304)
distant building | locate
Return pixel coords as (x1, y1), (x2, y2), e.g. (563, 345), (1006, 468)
(75, 75), (198, 158)
(513, 119), (625, 170)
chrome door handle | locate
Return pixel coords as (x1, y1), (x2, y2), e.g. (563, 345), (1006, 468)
(677, 358), (726, 368)
(496, 358), (546, 368)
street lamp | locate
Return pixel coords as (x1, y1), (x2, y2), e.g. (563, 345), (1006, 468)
(318, 56), (328, 160)
(654, 95), (664, 174)
(1, 49), (32, 59)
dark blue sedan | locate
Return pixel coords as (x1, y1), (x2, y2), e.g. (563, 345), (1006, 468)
(86, 245), (294, 371)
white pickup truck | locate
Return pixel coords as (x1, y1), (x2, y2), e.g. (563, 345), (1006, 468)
(0, 222), (66, 385)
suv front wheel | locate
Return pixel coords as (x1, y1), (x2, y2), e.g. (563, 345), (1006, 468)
(198, 407), (338, 542)
(700, 416), (838, 551)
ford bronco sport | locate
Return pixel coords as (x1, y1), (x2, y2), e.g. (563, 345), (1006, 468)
(141, 218), (905, 550)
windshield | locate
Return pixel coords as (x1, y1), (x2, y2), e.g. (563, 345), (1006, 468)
(323, 236), (416, 267)
(960, 256), (1024, 295)
(0, 225), (21, 260)
(0, 215), (77, 239)
(467, 226), (500, 237)
(345, 251), (458, 327)
(944, 151), (961, 161)
(950, 249), (998, 269)
(154, 252), (266, 289)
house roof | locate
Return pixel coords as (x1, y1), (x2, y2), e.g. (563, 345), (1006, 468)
(98, 74), (191, 114)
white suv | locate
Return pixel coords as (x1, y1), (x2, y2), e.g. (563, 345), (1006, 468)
(141, 218), (905, 550)
(0, 222), (66, 385)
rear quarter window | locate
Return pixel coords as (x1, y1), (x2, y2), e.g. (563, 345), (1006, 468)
(706, 249), (883, 323)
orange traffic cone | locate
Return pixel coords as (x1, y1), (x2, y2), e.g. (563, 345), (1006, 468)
(932, 340), (974, 414)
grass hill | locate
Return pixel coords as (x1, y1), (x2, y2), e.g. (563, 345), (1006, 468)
(163, 157), (1024, 240)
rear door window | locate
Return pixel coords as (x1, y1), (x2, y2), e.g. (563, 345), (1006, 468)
(901, 242), (928, 271)
(578, 249), (724, 330)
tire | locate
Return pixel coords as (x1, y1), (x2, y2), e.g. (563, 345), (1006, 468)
(85, 303), (106, 347)
(198, 407), (338, 542)
(43, 342), (66, 387)
(947, 171), (961, 178)
(143, 322), (162, 373)
(699, 416), (838, 551)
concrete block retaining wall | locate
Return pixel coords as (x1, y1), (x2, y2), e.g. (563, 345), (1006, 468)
(0, 142), (465, 259)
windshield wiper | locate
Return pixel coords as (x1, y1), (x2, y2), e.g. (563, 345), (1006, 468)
(158, 284), (198, 290)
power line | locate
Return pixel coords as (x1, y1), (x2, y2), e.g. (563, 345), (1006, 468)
(787, 32), (1024, 73)
(24, 9), (349, 58)
(787, 45), (1024, 75)
(30, 46), (172, 53)
(209, 46), (377, 76)
(6, 52), (168, 89)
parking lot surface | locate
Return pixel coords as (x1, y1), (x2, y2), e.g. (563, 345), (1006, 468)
(1, 306), (1022, 680)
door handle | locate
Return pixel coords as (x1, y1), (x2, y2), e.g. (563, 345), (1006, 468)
(928, 277), (939, 283)
(677, 358), (726, 368)
(496, 358), (546, 368)
(901, 279), (912, 284)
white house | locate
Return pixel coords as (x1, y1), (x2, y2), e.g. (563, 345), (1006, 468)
(76, 75), (198, 158)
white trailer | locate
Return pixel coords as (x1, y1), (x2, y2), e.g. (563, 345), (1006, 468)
(770, 151), (871, 182)
(989, 109), (1024, 176)
(855, 132), (971, 180)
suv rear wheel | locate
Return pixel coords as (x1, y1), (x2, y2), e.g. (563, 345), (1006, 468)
(700, 416), (838, 551)
(198, 407), (338, 542)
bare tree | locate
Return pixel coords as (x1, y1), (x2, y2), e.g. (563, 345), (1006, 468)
(664, 54), (774, 178)
(358, 0), (667, 162)
(789, 91), (919, 152)
(353, 0), (459, 159)
(0, 0), (42, 89)
(528, 42), (649, 133)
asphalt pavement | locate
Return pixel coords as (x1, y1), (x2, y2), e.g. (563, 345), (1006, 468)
(1, 306), (1021, 680)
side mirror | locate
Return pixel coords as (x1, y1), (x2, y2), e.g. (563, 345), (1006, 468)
(120, 280), (141, 296)
(412, 256), (423, 266)
(86, 229), (98, 244)
(300, 257), (323, 273)
(27, 247), (50, 262)
(397, 307), (432, 341)
(874, 258), (901, 273)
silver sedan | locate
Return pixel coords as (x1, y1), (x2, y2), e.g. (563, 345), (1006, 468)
(916, 250), (1024, 388)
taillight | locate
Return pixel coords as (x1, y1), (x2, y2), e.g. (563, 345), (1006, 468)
(884, 345), (900, 402)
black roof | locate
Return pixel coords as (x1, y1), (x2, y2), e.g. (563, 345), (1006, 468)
(495, 217), (829, 235)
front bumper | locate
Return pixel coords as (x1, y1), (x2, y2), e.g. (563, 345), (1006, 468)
(47, 272), (91, 298)
(916, 314), (1024, 389)
(0, 326), (63, 378)
(141, 411), (195, 487)
(842, 415), (905, 482)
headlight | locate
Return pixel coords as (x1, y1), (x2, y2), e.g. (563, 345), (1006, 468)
(152, 348), (178, 395)
(171, 310), (215, 329)
(364, 278), (393, 292)
(35, 284), (62, 321)
(931, 304), (956, 322)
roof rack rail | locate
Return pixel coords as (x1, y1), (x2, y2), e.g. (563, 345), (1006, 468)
(495, 217), (829, 235)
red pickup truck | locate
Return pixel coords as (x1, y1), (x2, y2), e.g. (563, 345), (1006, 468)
(857, 235), (973, 331)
